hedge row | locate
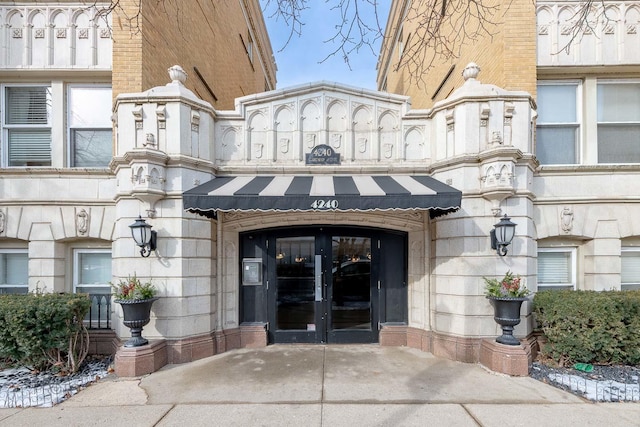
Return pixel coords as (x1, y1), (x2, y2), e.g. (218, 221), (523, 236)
(533, 290), (640, 366)
(0, 292), (91, 372)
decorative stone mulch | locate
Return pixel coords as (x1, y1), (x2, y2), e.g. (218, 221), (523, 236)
(0, 356), (112, 408)
(530, 361), (640, 402)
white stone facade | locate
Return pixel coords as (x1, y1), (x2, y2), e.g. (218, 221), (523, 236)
(105, 63), (540, 346)
(2, 1), (639, 368)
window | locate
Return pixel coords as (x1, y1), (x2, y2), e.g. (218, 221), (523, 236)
(536, 82), (580, 165)
(0, 250), (28, 294)
(597, 82), (640, 164)
(74, 249), (111, 328)
(621, 248), (640, 291)
(68, 86), (113, 167)
(537, 248), (576, 291)
(240, 31), (253, 65)
(3, 86), (52, 167)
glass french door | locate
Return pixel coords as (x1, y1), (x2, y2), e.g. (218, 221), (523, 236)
(269, 233), (378, 343)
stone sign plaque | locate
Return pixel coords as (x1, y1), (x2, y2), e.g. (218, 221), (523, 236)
(305, 144), (341, 165)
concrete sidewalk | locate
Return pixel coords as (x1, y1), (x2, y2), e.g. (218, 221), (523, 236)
(0, 345), (638, 426)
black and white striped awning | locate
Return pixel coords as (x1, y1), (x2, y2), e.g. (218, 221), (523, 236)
(183, 175), (461, 218)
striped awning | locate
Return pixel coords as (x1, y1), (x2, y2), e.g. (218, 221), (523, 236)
(183, 175), (461, 218)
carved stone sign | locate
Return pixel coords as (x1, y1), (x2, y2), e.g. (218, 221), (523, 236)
(305, 144), (341, 165)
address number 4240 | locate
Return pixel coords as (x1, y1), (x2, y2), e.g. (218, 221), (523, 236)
(311, 199), (338, 209)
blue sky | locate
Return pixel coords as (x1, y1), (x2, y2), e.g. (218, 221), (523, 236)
(262, 2), (389, 90)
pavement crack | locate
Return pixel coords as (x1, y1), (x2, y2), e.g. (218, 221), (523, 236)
(461, 404), (483, 426)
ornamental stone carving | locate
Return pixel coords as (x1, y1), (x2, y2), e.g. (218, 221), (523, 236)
(561, 207), (574, 233)
(0, 210), (5, 234)
(480, 161), (516, 216)
(76, 209), (89, 235)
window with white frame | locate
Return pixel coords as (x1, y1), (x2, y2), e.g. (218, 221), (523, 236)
(3, 85), (52, 167)
(0, 250), (28, 294)
(597, 81), (640, 164)
(621, 248), (640, 291)
(2, 83), (112, 168)
(536, 82), (580, 165)
(74, 249), (112, 327)
(68, 86), (113, 167)
(537, 248), (576, 291)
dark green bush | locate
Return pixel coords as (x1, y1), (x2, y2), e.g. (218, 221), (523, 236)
(533, 290), (640, 366)
(0, 292), (92, 372)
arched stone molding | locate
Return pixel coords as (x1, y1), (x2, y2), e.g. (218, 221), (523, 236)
(247, 110), (268, 161)
(221, 210), (426, 234)
(326, 99), (347, 150)
(51, 9), (70, 67)
(615, 204), (640, 239)
(352, 105), (373, 161)
(220, 126), (242, 162)
(378, 110), (398, 160)
(274, 104), (295, 160)
(532, 204), (640, 242)
(403, 125), (426, 161)
(300, 99), (322, 156)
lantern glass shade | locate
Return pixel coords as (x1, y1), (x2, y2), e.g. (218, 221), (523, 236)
(491, 214), (517, 256)
(495, 218), (516, 246)
(130, 216), (152, 246)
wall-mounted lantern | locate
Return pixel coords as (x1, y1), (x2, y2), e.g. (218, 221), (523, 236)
(490, 214), (516, 256)
(129, 215), (157, 257)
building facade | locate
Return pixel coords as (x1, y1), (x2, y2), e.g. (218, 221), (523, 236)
(0, 1), (275, 358)
(3, 0), (638, 378)
(379, 0), (640, 294)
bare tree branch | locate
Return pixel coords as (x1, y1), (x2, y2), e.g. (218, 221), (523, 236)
(88, 0), (608, 86)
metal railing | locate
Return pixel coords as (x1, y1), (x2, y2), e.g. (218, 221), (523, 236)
(85, 293), (112, 330)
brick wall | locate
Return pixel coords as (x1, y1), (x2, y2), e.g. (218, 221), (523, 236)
(380, 0), (537, 109)
(112, 0), (275, 109)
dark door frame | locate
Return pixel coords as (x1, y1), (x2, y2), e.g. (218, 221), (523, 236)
(239, 226), (407, 345)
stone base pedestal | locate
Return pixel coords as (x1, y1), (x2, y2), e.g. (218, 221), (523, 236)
(114, 339), (168, 377)
(241, 323), (268, 348)
(479, 338), (532, 376)
(88, 329), (119, 356)
(379, 324), (408, 346)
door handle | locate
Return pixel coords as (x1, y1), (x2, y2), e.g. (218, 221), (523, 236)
(314, 254), (322, 301)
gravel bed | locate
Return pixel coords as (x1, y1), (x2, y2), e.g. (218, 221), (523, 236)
(0, 356), (111, 408)
(530, 361), (640, 402)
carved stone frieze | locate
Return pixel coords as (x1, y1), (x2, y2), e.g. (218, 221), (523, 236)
(0, 210), (5, 234)
(78, 28), (89, 39)
(480, 160), (516, 216)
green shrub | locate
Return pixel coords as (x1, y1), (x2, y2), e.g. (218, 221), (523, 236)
(0, 292), (92, 372)
(533, 290), (640, 366)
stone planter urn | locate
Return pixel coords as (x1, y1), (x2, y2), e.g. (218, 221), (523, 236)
(115, 298), (158, 347)
(487, 296), (527, 346)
